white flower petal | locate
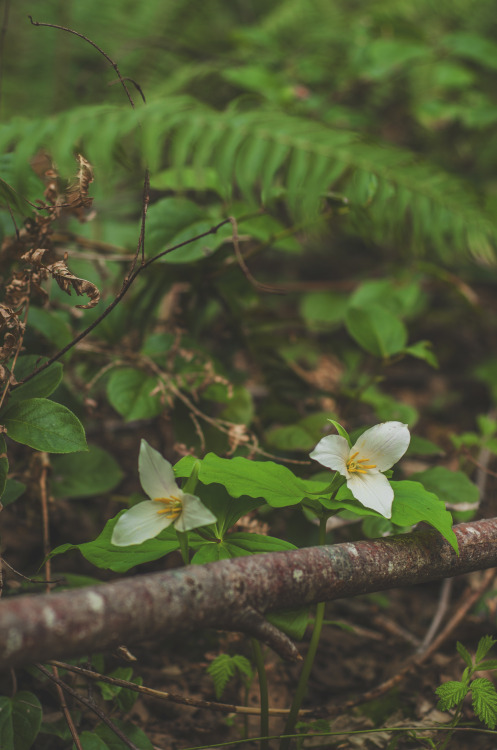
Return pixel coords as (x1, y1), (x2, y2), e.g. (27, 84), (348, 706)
(139, 439), (180, 500)
(309, 435), (350, 476)
(111, 501), (173, 546)
(347, 472), (394, 518)
(353, 422), (410, 472)
(175, 494), (217, 532)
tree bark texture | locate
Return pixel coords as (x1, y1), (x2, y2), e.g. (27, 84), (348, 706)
(1, 518), (497, 669)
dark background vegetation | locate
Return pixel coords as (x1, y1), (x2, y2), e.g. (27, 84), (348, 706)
(2, 0), (497, 747)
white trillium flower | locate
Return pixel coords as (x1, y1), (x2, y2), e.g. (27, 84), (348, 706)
(310, 421), (410, 518)
(111, 440), (216, 546)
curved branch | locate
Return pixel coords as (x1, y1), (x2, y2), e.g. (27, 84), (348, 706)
(1, 518), (497, 669)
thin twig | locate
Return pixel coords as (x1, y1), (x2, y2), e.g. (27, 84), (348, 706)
(417, 578), (453, 653)
(48, 660), (312, 717)
(37, 664), (140, 750)
(37, 454), (83, 750)
(228, 216), (285, 295)
(28, 17), (136, 109)
(15, 215), (232, 388)
(328, 567), (497, 716)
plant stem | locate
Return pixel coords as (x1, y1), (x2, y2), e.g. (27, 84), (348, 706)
(252, 639), (269, 750)
(279, 518), (328, 750)
(176, 530), (189, 565)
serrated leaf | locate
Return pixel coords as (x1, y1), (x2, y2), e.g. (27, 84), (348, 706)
(476, 635), (496, 663)
(435, 680), (467, 711)
(107, 368), (163, 421)
(207, 654), (251, 699)
(51, 444), (124, 499)
(456, 641), (473, 668)
(2, 398), (87, 453)
(475, 660), (497, 671)
(471, 678), (497, 729)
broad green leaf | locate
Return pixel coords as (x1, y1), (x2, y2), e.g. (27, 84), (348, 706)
(27, 306), (72, 349)
(265, 412), (337, 453)
(178, 453), (326, 507)
(145, 197), (230, 264)
(390, 481), (458, 553)
(322, 480), (458, 552)
(77, 733), (110, 750)
(349, 278), (426, 318)
(407, 436), (444, 456)
(51, 513), (180, 572)
(239, 214), (301, 253)
(1, 479), (26, 506)
(300, 291), (348, 328)
(2, 398), (87, 453)
(0, 697), (13, 750)
(51, 444), (124, 499)
(183, 482), (262, 537)
(360, 386), (419, 426)
(97, 667), (133, 700)
(191, 532), (297, 563)
(266, 424), (318, 452)
(2, 691), (43, 750)
(403, 340), (438, 368)
(409, 466), (479, 507)
(266, 608), (310, 641)
(107, 368), (163, 421)
(95, 719), (154, 750)
(345, 305), (407, 358)
(8, 360), (63, 404)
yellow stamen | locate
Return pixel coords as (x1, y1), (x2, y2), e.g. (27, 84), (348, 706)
(347, 452), (377, 474)
(153, 494), (182, 520)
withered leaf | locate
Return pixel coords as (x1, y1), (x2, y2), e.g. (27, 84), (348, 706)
(48, 260), (100, 309)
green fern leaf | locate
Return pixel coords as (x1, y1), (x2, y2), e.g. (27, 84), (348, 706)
(206, 653), (251, 700)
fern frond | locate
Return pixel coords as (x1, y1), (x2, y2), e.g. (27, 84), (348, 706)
(2, 96), (496, 261)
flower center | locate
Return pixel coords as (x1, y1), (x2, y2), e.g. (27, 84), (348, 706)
(346, 451), (377, 475)
(153, 495), (183, 520)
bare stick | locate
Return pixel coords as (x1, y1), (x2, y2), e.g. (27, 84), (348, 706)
(36, 664), (140, 750)
(1, 518), (497, 670)
(28, 16), (136, 109)
(48, 660), (313, 717)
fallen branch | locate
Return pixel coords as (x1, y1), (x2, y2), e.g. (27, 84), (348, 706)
(1, 518), (497, 669)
